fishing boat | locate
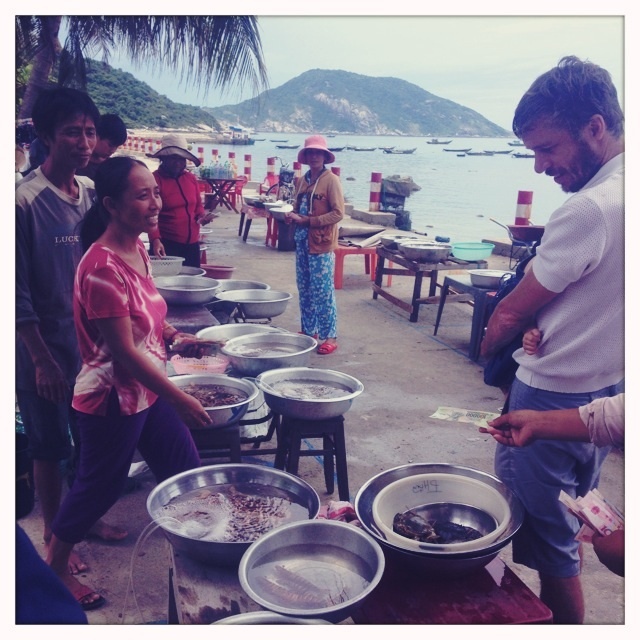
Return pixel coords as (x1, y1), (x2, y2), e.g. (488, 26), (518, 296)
(512, 152), (535, 158)
(443, 148), (471, 153)
(484, 149), (513, 155)
(508, 140), (525, 146)
(252, 138), (266, 142)
(270, 139), (289, 142)
(351, 146), (377, 151)
(275, 144), (299, 149)
(382, 147), (417, 154)
(466, 151), (494, 156)
(328, 146), (346, 152)
(378, 146), (396, 152)
(426, 138), (452, 144)
(210, 125), (256, 145)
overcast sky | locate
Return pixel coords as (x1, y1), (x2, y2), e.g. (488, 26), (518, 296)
(103, 11), (626, 131)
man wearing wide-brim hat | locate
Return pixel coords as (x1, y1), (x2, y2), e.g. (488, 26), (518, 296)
(147, 134), (215, 267)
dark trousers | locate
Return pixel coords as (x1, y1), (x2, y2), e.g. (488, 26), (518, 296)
(52, 391), (200, 543)
(161, 239), (201, 268)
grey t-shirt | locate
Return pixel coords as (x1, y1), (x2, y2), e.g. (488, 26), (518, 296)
(15, 168), (95, 390)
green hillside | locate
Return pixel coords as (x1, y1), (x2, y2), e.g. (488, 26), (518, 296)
(86, 60), (219, 130)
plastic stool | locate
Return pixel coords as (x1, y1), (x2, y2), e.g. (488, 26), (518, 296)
(274, 415), (350, 500)
(189, 425), (241, 463)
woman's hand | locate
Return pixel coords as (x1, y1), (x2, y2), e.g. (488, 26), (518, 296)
(285, 212), (308, 226)
(174, 391), (213, 429)
(151, 238), (166, 258)
(169, 332), (210, 358)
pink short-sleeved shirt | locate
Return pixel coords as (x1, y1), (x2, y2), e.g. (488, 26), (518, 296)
(72, 240), (168, 416)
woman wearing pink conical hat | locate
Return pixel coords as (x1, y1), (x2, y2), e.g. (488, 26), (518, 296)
(285, 135), (344, 354)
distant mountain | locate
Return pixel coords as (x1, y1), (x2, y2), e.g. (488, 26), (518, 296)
(208, 69), (509, 137)
(85, 60), (219, 131)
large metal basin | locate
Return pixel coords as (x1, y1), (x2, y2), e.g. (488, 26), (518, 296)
(354, 463), (524, 577)
(255, 367), (364, 420)
(196, 324), (285, 344)
(214, 289), (292, 319)
(146, 464), (320, 566)
(168, 374), (258, 427)
(216, 279), (271, 292)
(154, 275), (221, 305)
(221, 334), (317, 377)
(398, 241), (451, 262)
(238, 520), (385, 623)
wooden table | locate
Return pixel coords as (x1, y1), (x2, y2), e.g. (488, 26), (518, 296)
(204, 178), (243, 214)
(372, 246), (488, 322)
(167, 547), (552, 624)
(434, 274), (497, 361)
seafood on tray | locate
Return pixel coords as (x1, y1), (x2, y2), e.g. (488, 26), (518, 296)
(393, 509), (483, 544)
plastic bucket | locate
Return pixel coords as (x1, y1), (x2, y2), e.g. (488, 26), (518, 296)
(201, 264), (235, 280)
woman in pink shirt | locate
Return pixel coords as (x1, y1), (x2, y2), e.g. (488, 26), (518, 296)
(46, 156), (211, 610)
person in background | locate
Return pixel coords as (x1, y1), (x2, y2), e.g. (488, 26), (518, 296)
(15, 88), (126, 579)
(479, 393), (624, 578)
(76, 113), (128, 180)
(479, 56), (624, 623)
(285, 135), (344, 355)
(46, 156), (210, 610)
(148, 134), (215, 267)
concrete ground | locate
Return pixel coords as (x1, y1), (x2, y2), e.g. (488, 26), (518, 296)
(16, 206), (624, 626)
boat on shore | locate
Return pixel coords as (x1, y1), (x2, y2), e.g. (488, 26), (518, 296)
(382, 147), (416, 154)
(426, 138), (452, 145)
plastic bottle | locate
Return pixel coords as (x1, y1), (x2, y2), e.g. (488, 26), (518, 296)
(223, 161), (231, 179)
(514, 191), (533, 225)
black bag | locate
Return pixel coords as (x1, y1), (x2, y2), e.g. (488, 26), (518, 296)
(483, 252), (536, 388)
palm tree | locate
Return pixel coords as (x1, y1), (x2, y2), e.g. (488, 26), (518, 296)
(16, 16), (268, 118)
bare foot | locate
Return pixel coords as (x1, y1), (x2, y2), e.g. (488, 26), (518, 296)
(45, 539), (88, 574)
(60, 574), (105, 611)
(68, 549), (89, 575)
(87, 519), (128, 542)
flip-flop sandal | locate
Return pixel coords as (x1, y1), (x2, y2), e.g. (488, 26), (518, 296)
(317, 342), (338, 355)
(73, 584), (106, 611)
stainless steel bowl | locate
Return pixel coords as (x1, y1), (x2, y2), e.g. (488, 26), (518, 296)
(468, 269), (513, 289)
(146, 464), (321, 566)
(154, 275), (221, 305)
(168, 374), (258, 427)
(354, 463), (524, 576)
(255, 367), (364, 420)
(216, 279), (271, 292)
(238, 520), (385, 623)
(221, 334), (317, 377)
(379, 234), (421, 250)
(179, 266), (207, 277)
(398, 241), (451, 262)
(214, 612), (331, 624)
(214, 290), (292, 319)
(196, 324), (286, 344)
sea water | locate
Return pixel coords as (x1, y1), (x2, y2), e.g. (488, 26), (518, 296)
(194, 133), (569, 243)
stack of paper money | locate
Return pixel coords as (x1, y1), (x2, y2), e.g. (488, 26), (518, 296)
(559, 488), (624, 542)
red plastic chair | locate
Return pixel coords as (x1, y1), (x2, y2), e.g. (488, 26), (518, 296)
(259, 173), (279, 195)
(230, 175), (248, 209)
